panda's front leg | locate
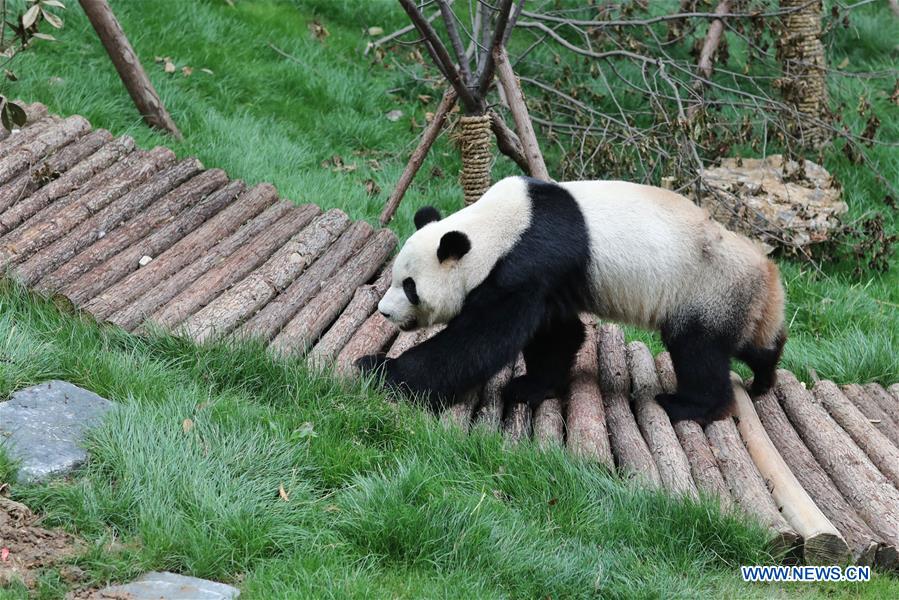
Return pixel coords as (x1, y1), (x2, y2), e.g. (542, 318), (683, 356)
(358, 288), (545, 412)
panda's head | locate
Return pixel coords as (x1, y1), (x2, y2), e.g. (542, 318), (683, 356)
(378, 206), (472, 330)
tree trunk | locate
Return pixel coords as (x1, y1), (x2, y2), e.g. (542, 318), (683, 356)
(79, 0), (182, 138)
(778, 0), (829, 147)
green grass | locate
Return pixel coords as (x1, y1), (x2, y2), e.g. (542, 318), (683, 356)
(0, 0), (897, 597)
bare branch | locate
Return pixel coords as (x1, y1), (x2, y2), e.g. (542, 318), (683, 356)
(489, 110), (531, 173)
(398, 0), (480, 112)
(380, 88), (458, 225)
(364, 5), (443, 56)
(476, 0), (516, 95)
(437, 0), (473, 85)
(493, 45), (549, 180)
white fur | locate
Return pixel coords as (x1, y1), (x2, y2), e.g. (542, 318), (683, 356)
(379, 177), (531, 328)
(382, 177), (777, 345)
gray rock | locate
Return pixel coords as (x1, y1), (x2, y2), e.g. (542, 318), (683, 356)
(0, 380), (114, 484)
(97, 572), (240, 599)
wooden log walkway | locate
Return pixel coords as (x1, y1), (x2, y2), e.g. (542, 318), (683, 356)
(2, 105), (898, 568)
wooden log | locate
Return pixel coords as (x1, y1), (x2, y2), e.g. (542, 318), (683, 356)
(503, 358), (531, 444)
(813, 381), (899, 490)
(474, 364), (513, 432)
(0, 129), (113, 216)
(655, 352), (734, 508)
(84, 180), (266, 327)
(268, 230), (398, 355)
(0, 147), (174, 269)
(0, 116), (61, 159)
(565, 321), (613, 468)
(36, 169), (227, 295)
(492, 46), (550, 181)
(705, 416), (800, 555)
(753, 387), (880, 567)
(59, 173), (238, 307)
(150, 203), (320, 330)
(863, 383), (899, 436)
(440, 387), (481, 431)
(731, 375), (848, 565)
(236, 221), (373, 342)
(533, 397), (564, 447)
(841, 383), (899, 448)
(627, 342), (698, 499)
(0, 135), (134, 234)
(379, 88), (457, 226)
(386, 328), (429, 359)
(13, 157), (199, 286)
(335, 312), (398, 378)
(182, 210), (353, 342)
(597, 324), (661, 485)
(889, 383), (899, 404)
(307, 264), (392, 369)
(0, 116), (91, 186)
(79, 0), (182, 139)
(775, 370), (899, 567)
(108, 187), (282, 330)
(0, 102), (48, 143)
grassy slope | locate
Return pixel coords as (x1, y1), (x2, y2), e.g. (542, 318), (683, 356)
(0, 0), (896, 597)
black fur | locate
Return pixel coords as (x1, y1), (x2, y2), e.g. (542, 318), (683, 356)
(402, 277), (420, 305)
(657, 310), (787, 424)
(358, 178), (592, 411)
(437, 231), (471, 263)
(414, 206), (442, 229)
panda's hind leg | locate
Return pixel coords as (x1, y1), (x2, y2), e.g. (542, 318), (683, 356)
(658, 320), (736, 424)
(737, 328), (787, 397)
(504, 316), (585, 410)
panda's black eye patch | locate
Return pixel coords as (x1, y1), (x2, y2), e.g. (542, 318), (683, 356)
(402, 278), (420, 305)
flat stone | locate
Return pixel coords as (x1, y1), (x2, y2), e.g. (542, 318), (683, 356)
(95, 572), (240, 599)
(0, 380), (114, 484)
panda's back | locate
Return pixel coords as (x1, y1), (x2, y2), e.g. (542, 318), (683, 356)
(557, 180), (767, 329)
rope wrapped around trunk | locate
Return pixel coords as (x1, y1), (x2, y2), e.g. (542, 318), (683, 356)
(456, 114), (493, 205)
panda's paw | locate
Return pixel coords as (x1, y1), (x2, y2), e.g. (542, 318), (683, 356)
(356, 353), (391, 376)
(503, 375), (552, 410)
(655, 392), (715, 425)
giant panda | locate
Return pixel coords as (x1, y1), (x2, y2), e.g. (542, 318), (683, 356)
(358, 176), (786, 424)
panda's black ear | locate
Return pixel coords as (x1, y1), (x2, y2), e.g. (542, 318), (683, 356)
(437, 231), (471, 263)
(414, 206), (441, 230)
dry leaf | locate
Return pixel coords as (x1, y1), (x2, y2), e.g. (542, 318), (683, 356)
(182, 418), (193, 433)
(364, 178), (381, 197)
(200, 68), (214, 75)
(385, 109), (403, 122)
(163, 59), (176, 74)
(309, 20), (329, 41)
(417, 94), (432, 104)
(837, 57), (849, 69)
(278, 483), (289, 502)
(367, 26), (384, 36)
(182, 66), (193, 77)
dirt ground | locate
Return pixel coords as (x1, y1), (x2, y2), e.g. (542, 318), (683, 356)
(0, 492), (84, 591)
